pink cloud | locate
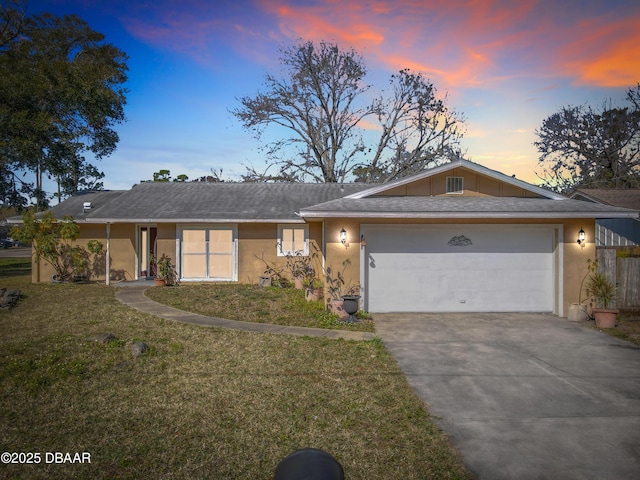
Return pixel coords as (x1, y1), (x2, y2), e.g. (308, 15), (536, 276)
(558, 17), (640, 87)
(259, 0), (640, 91)
(117, 0), (640, 90)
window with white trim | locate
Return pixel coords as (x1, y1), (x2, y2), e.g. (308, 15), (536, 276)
(278, 224), (309, 256)
(446, 176), (464, 194)
(179, 226), (237, 281)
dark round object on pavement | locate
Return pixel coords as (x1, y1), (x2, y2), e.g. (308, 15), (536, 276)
(274, 448), (344, 480)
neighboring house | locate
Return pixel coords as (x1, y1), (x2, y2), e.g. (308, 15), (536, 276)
(16, 159), (640, 316)
(570, 189), (640, 247)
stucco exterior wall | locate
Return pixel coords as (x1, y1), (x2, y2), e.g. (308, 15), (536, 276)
(562, 219), (596, 310)
(238, 223), (277, 283)
(155, 223), (177, 263)
(108, 223), (136, 282)
(323, 218), (362, 295)
(237, 222), (323, 284)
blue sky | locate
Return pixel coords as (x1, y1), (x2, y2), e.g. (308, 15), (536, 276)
(27, 0), (640, 193)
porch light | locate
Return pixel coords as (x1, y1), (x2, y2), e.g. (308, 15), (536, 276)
(340, 228), (347, 245)
(577, 228), (586, 246)
(360, 234), (366, 248)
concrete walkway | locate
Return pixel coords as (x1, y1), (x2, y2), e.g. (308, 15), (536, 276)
(115, 286), (376, 341)
(375, 312), (640, 480)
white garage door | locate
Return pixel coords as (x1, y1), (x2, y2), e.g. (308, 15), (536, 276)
(364, 225), (556, 312)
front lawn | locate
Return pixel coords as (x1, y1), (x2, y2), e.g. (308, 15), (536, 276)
(0, 258), (471, 479)
(146, 283), (375, 332)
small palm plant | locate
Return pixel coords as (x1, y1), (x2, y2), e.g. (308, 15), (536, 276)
(586, 271), (616, 309)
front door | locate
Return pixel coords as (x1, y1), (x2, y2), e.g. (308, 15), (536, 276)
(139, 226), (158, 279)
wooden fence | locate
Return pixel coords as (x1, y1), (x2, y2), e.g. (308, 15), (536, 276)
(596, 248), (640, 309)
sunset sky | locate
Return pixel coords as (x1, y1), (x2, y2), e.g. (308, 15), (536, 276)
(28, 0), (640, 192)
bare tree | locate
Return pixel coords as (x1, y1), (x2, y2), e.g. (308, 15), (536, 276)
(232, 40), (465, 183)
(535, 84), (640, 194)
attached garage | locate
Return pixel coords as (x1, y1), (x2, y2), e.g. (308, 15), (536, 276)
(362, 224), (559, 313)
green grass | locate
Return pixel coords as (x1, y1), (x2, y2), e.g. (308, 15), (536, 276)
(0, 258), (471, 479)
(0, 257), (31, 278)
(146, 283), (375, 332)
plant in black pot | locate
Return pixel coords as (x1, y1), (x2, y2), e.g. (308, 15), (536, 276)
(324, 259), (361, 322)
(586, 269), (618, 328)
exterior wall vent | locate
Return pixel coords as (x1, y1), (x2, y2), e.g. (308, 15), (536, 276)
(446, 176), (464, 194)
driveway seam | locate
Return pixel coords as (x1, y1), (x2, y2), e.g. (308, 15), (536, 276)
(114, 286), (377, 341)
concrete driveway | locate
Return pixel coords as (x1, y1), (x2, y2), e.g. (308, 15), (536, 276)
(375, 312), (640, 480)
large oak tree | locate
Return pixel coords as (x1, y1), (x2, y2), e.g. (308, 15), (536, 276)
(232, 40), (465, 183)
(0, 1), (128, 209)
(535, 84), (640, 194)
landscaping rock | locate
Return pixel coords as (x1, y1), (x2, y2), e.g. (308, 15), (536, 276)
(130, 342), (149, 357)
(88, 333), (117, 344)
(0, 288), (21, 308)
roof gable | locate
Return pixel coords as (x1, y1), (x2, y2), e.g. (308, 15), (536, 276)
(346, 159), (564, 200)
(571, 189), (640, 211)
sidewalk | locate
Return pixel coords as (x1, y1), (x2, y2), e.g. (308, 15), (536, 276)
(115, 287), (377, 341)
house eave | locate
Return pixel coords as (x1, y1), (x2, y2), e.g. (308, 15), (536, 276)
(84, 218), (306, 224)
(299, 211), (640, 219)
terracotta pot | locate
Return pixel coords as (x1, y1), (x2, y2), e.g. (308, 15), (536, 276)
(593, 308), (618, 328)
(305, 288), (323, 302)
(328, 299), (349, 320)
(154, 277), (166, 287)
(294, 276), (304, 290)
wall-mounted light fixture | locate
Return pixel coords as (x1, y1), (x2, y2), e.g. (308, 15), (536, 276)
(340, 228), (347, 246)
(577, 228), (586, 247)
(360, 234), (366, 249)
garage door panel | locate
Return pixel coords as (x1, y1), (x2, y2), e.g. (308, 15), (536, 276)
(365, 226), (555, 313)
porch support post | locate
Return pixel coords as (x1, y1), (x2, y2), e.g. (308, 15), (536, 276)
(106, 223), (111, 286)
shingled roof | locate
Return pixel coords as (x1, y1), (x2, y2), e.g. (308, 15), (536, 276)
(11, 164), (639, 225)
(19, 190), (128, 224)
(298, 196), (640, 219)
(79, 182), (371, 223)
(572, 189), (640, 212)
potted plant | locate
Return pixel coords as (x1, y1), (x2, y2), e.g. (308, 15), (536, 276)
(255, 253), (285, 287)
(340, 285), (361, 323)
(286, 246), (321, 290)
(152, 253), (176, 286)
(303, 277), (324, 302)
(323, 259), (361, 321)
(286, 251), (314, 290)
(585, 269), (618, 328)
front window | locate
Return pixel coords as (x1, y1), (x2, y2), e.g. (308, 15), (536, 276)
(180, 226), (237, 281)
(278, 224), (309, 256)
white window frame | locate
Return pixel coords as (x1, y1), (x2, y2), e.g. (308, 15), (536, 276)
(446, 176), (464, 194)
(177, 224), (238, 281)
(277, 224), (309, 257)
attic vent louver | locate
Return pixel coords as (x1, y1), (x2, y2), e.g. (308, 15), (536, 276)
(83, 202), (92, 212)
